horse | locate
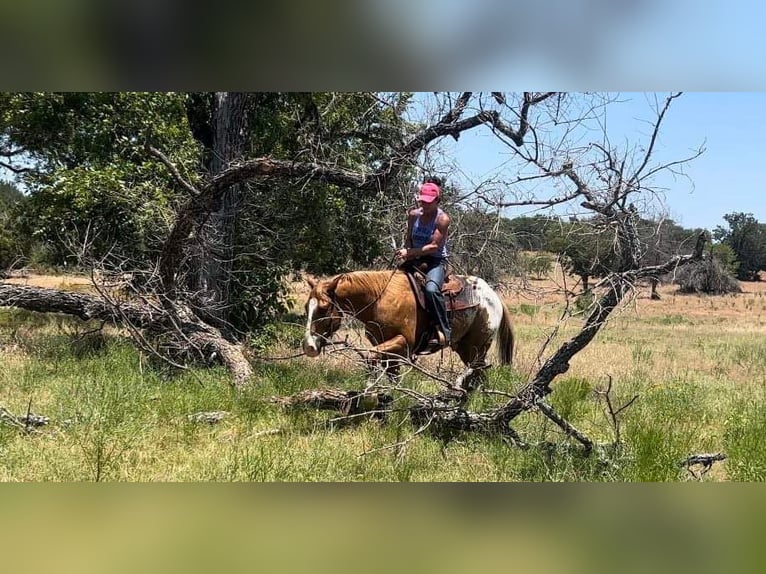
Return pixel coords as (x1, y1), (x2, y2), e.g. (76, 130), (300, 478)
(301, 269), (514, 391)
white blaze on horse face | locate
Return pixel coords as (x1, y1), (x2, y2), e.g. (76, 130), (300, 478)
(302, 297), (321, 357)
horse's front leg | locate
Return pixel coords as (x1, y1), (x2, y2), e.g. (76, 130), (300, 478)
(364, 334), (409, 389)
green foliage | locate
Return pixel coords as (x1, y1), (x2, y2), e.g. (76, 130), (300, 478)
(0, 309), (759, 482)
(517, 303), (540, 318)
(510, 215), (701, 292)
(550, 376), (592, 422)
(21, 164), (176, 265)
(724, 399), (766, 480)
(714, 212), (766, 281)
(448, 207), (518, 281)
(519, 252), (554, 279)
(1, 92), (199, 267)
(505, 215), (553, 251)
(621, 384), (707, 481)
(546, 219), (619, 289)
(0, 180), (26, 269)
(2, 92), (414, 330)
(654, 314), (691, 326)
(248, 318), (304, 355)
(638, 217), (699, 267)
(709, 242), (740, 276)
(573, 289), (595, 313)
(243, 181), (388, 276)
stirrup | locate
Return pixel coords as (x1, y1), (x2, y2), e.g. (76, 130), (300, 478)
(427, 329), (448, 349)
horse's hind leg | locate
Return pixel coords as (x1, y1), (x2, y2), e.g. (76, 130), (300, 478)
(452, 327), (493, 391)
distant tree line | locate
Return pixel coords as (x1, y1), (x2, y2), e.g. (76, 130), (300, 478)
(465, 211), (763, 295)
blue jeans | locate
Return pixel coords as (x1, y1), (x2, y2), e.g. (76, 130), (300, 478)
(419, 258), (451, 343)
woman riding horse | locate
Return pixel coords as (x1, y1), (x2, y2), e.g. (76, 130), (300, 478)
(394, 178), (451, 348)
(302, 270), (514, 391)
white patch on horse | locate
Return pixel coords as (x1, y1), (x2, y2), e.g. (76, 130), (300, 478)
(473, 277), (503, 332)
(305, 298), (318, 332)
(302, 297), (320, 355)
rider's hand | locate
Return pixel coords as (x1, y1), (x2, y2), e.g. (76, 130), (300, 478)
(395, 248), (408, 263)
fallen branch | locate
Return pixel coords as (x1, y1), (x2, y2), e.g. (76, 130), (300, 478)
(0, 283), (253, 387)
(187, 411), (229, 424)
(595, 375), (639, 446)
(0, 405), (47, 434)
(681, 452), (727, 480)
(271, 388), (393, 417)
(535, 398), (593, 453)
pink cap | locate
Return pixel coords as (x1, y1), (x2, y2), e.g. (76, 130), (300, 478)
(417, 182), (441, 203)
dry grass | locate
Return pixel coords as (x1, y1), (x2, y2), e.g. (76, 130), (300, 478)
(4, 272), (93, 291)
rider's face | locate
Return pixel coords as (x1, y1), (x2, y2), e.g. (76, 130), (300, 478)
(418, 199), (439, 214)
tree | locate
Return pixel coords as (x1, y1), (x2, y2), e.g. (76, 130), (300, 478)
(1, 92), (198, 266)
(709, 242), (739, 277)
(3, 92), (522, 385)
(637, 217), (699, 299)
(713, 212), (766, 281)
(1, 93), (413, 329)
(446, 205), (519, 282)
(506, 215), (554, 251)
(521, 253), (554, 279)
(543, 217), (623, 292)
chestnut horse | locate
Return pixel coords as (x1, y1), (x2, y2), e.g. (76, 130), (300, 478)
(302, 270), (514, 389)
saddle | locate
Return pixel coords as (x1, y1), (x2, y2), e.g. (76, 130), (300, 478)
(401, 262), (481, 355)
(402, 263), (476, 313)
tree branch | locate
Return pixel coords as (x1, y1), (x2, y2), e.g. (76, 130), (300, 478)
(148, 146), (200, 196)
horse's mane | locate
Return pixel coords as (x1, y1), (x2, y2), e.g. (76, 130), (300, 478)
(336, 270), (396, 296)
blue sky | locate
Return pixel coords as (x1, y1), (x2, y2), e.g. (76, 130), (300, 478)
(440, 93), (766, 232)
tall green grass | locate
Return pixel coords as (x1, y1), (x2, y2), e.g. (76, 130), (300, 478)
(1, 309), (764, 481)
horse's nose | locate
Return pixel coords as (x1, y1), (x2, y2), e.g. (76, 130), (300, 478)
(302, 336), (320, 357)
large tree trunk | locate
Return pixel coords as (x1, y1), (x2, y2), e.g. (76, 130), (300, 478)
(195, 92), (248, 326)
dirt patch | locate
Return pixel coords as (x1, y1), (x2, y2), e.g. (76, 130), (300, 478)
(3, 273), (93, 291)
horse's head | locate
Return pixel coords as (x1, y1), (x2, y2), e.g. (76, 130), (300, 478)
(302, 275), (343, 357)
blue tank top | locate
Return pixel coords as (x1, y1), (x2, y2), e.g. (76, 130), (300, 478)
(411, 208), (448, 259)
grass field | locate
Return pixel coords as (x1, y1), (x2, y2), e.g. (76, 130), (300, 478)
(2, 269), (766, 481)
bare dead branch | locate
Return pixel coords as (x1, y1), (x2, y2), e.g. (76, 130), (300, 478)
(594, 375), (639, 445)
(535, 398), (593, 452)
(148, 146), (200, 196)
(0, 160), (31, 174)
(0, 404), (47, 434)
(628, 92), (683, 187)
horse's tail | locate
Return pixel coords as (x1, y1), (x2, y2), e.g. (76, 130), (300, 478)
(496, 302), (514, 365)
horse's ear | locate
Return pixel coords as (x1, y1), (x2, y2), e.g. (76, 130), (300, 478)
(306, 275), (316, 289)
(326, 275), (341, 293)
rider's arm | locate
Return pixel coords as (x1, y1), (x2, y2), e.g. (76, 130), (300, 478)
(403, 210), (416, 249)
